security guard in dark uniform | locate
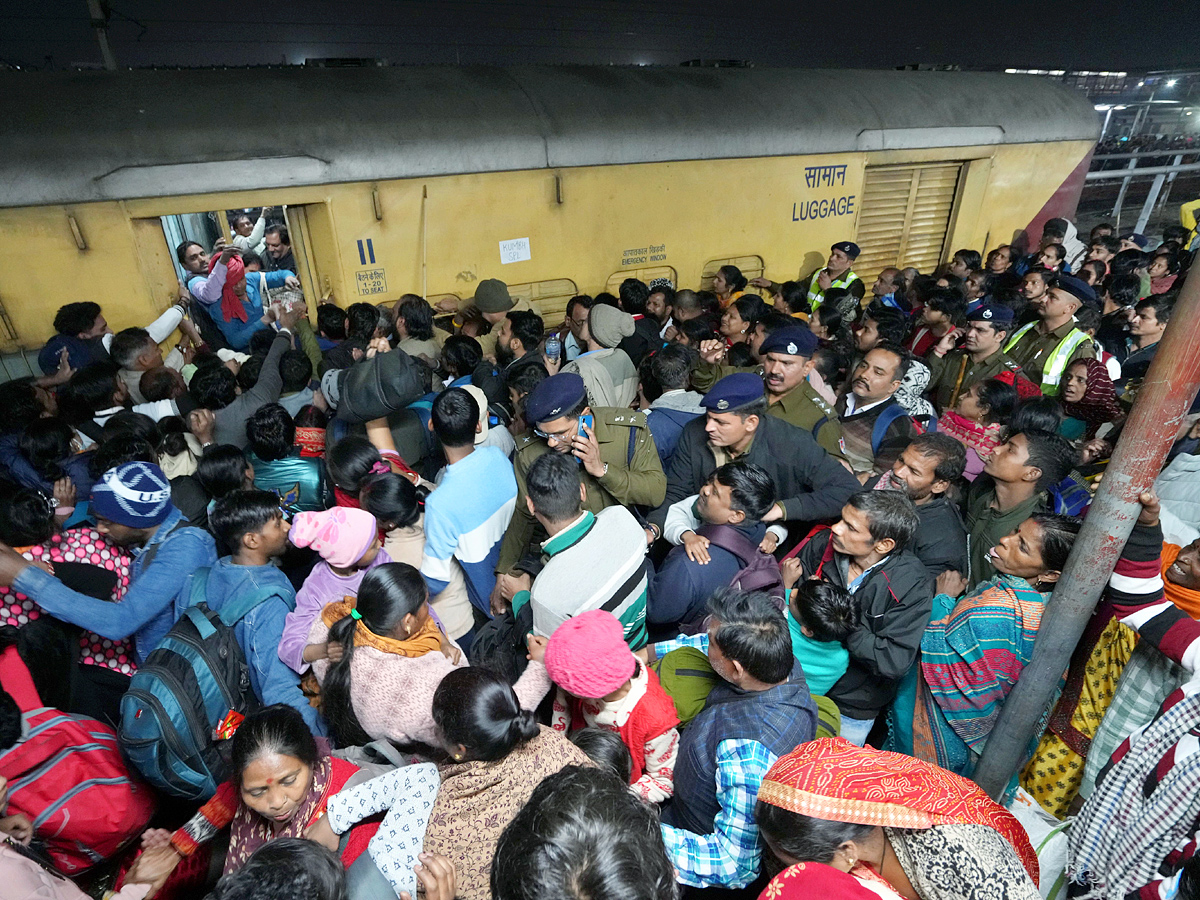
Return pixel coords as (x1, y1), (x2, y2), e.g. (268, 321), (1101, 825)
(692, 326), (845, 459)
(495, 372), (666, 578)
(925, 304), (1031, 412)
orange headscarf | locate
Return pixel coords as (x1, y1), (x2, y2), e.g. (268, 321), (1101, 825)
(1162, 544), (1200, 618)
(758, 738), (1038, 882)
(209, 252), (248, 323)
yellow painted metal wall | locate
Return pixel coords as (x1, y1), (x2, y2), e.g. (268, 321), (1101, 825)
(0, 139), (1093, 351)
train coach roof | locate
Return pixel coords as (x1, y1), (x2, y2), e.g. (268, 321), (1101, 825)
(0, 66), (1098, 207)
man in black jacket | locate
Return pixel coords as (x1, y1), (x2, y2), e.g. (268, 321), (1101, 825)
(864, 432), (968, 578)
(793, 489), (933, 745)
(646, 373), (860, 540)
(617, 278), (665, 367)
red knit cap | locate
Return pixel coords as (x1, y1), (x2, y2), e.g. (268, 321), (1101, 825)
(544, 610), (636, 699)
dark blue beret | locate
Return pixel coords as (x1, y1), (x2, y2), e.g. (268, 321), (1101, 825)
(966, 304), (1015, 326)
(831, 241), (861, 260)
(701, 372), (765, 412)
(759, 326), (819, 358)
(524, 372), (587, 425)
(1055, 274), (1097, 308)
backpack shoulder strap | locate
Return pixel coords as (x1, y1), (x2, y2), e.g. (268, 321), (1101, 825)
(697, 524), (760, 566)
(628, 424), (639, 467)
(810, 414), (829, 440)
(217, 586), (290, 627)
(870, 401), (909, 457)
(185, 567), (211, 609)
(139, 519), (189, 570)
(76, 418), (105, 442)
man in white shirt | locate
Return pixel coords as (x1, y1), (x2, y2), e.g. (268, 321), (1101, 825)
(835, 343), (917, 478)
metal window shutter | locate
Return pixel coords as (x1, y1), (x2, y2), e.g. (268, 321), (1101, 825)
(507, 278), (580, 323)
(854, 162), (963, 290)
(606, 266), (678, 295)
(700, 256), (765, 292)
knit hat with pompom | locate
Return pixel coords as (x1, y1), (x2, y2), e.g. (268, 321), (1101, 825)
(544, 610), (637, 699)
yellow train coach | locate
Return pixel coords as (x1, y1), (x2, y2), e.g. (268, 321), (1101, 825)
(0, 65), (1098, 374)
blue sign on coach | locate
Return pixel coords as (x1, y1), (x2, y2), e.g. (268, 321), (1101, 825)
(792, 196), (856, 221)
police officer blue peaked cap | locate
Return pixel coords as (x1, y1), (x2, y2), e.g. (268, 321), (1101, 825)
(759, 326), (819, 358)
(524, 372), (587, 425)
(966, 304), (1015, 326)
(831, 241), (861, 260)
(701, 372), (765, 412)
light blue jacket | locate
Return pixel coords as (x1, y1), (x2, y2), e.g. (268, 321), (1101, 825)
(13, 506), (217, 663)
(202, 557), (326, 736)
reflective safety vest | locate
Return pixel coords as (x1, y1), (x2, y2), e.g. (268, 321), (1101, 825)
(807, 269), (861, 311)
(1003, 322), (1092, 396)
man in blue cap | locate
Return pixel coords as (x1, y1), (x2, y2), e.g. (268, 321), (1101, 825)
(646, 372), (860, 541)
(752, 241), (865, 314)
(926, 303), (1031, 411)
(0, 462), (217, 666)
(690, 325), (845, 463)
(1003, 273), (1096, 396)
(492, 372), (666, 606)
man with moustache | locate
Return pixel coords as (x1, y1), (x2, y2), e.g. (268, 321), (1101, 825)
(865, 433), (968, 578)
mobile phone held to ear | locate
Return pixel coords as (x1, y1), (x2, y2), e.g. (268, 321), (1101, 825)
(578, 414), (594, 436)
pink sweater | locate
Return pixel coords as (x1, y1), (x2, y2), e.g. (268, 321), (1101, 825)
(308, 617), (551, 746)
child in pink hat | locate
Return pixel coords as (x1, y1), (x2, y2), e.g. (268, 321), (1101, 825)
(545, 610), (680, 802)
(278, 506), (388, 673)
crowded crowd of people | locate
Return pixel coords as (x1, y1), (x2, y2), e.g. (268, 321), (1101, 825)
(2, 208), (1200, 900)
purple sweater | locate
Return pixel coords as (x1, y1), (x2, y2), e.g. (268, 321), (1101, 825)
(279, 550), (392, 673)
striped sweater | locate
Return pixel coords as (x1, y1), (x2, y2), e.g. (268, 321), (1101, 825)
(514, 507), (650, 649)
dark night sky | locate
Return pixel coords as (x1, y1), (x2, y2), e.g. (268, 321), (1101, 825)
(1, 1), (1196, 72)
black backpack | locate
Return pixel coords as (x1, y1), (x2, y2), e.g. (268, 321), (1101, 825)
(468, 600), (534, 685)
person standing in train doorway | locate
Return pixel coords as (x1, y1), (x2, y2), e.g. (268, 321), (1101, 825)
(752, 241), (865, 316)
(264, 223), (298, 274)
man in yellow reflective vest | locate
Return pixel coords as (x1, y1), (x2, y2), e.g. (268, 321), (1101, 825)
(752, 241), (865, 314)
(1003, 274), (1096, 397)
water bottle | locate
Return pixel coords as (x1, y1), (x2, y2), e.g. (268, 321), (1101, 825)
(544, 332), (562, 363)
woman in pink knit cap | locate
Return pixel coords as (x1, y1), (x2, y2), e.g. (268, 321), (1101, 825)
(278, 507), (387, 674)
(545, 610), (680, 803)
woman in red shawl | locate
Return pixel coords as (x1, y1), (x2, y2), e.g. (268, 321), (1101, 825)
(124, 705), (378, 897)
(202, 246), (300, 351)
(1059, 358), (1123, 442)
(754, 739), (1040, 900)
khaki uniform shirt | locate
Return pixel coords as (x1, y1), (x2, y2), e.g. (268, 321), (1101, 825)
(1005, 319), (1095, 387)
(496, 407), (666, 574)
(926, 348), (1026, 412)
(693, 359), (845, 459)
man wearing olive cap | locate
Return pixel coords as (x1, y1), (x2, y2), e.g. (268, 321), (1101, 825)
(467, 278), (535, 362)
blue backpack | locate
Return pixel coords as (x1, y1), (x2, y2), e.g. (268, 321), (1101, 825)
(118, 568), (279, 801)
(871, 402), (937, 457)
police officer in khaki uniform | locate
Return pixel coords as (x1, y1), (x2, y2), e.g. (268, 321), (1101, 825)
(493, 372), (666, 586)
(1002, 275), (1096, 397)
(692, 327), (845, 459)
(926, 304), (1029, 412)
